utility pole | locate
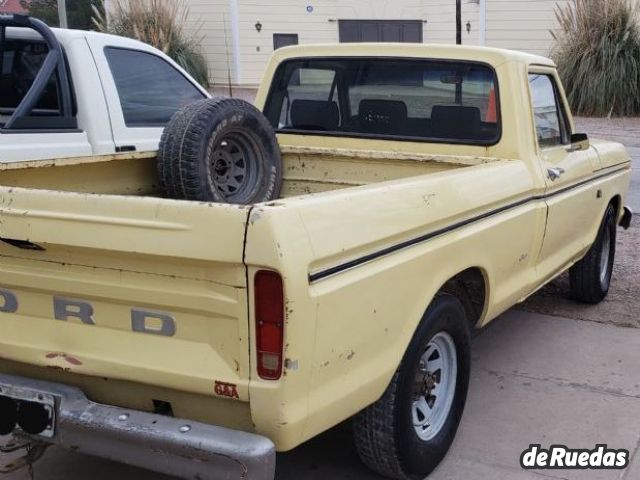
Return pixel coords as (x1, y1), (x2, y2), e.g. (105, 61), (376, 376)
(456, 0), (462, 45)
(58, 0), (68, 29)
(455, 0), (462, 104)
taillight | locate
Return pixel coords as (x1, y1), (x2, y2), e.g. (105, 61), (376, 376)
(254, 270), (284, 380)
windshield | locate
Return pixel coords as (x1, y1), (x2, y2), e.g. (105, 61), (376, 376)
(263, 57), (500, 145)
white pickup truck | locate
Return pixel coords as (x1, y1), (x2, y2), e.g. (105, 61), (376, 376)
(0, 14), (209, 161)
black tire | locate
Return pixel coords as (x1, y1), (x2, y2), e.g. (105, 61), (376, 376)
(157, 98), (282, 204)
(569, 204), (617, 304)
(353, 294), (471, 480)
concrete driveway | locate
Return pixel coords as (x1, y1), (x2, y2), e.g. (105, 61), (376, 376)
(3, 310), (640, 480)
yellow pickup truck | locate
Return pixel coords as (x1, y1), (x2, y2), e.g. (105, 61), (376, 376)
(0, 42), (633, 480)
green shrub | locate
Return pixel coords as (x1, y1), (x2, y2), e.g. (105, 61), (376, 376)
(553, 0), (640, 117)
(93, 0), (209, 88)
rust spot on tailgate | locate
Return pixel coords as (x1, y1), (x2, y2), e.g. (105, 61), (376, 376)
(45, 352), (83, 366)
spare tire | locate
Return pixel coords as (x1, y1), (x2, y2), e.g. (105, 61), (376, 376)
(157, 98), (282, 204)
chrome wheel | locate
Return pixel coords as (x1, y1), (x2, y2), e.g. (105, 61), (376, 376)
(600, 226), (611, 289)
(412, 331), (457, 441)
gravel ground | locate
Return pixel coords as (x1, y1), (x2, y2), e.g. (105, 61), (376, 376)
(520, 117), (640, 327)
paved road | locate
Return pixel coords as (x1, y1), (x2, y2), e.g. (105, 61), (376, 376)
(4, 311), (640, 480)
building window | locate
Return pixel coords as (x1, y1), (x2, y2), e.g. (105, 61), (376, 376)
(104, 47), (205, 127)
(273, 34), (299, 51)
(338, 20), (423, 43)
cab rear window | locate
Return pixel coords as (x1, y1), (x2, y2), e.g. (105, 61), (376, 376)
(0, 40), (60, 114)
(263, 57), (500, 145)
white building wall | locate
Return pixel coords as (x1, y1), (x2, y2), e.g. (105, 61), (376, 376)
(185, 0), (578, 88)
(485, 0), (570, 55)
(235, 0), (484, 86)
(237, 1), (338, 87)
(185, 0), (234, 86)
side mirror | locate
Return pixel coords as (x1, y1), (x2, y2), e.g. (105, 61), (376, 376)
(568, 133), (590, 152)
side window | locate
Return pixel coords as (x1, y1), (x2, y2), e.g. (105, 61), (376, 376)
(104, 47), (205, 127)
(529, 74), (569, 148)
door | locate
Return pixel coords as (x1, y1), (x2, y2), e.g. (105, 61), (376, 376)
(87, 37), (207, 153)
(338, 20), (423, 43)
(529, 70), (603, 279)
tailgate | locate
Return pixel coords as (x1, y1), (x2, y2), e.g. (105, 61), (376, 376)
(0, 186), (252, 401)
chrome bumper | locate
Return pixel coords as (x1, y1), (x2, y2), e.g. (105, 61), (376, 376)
(0, 374), (275, 480)
(621, 206), (633, 230)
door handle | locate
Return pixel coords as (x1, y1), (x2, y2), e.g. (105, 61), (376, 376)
(547, 167), (565, 181)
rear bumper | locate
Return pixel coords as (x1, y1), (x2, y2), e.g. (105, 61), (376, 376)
(620, 206), (633, 230)
(0, 374), (275, 480)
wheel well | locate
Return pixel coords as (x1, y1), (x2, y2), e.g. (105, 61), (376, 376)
(439, 268), (487, 329)
(610, 195), (622, 219)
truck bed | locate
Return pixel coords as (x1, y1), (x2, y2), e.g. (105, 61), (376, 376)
(0, 146), (498, 197)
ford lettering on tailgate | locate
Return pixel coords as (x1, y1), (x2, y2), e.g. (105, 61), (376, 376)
(0, 288), (176, 337)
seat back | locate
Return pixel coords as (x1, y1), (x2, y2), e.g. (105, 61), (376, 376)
(358, 99), (408, 135)
(430, 105), (482, 140)
(290, 100), (339, 131)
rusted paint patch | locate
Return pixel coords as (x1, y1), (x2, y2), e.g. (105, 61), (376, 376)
(0, 151), (157, 172)
(45, 352), (82, 366)
(280, 145), (504, 166)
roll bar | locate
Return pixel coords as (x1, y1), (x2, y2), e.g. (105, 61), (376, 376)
(0, 14), (75, 130)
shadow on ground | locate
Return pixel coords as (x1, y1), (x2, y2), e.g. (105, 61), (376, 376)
(520, 224), (640, 328)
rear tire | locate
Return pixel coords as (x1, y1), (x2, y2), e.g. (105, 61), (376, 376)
(353, 294), (471, 480)
(157, 98), (282, 205)
(569, 204), (617, 304)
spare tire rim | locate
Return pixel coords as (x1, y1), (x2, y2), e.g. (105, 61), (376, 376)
(600, 226), (612, 289)
(412, 331), (457, 441)
(209, 131), (262, 202)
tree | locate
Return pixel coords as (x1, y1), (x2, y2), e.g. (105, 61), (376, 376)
(20, 0), (101, 30)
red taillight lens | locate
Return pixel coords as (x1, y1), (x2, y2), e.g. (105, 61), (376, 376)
(254, 270), (284, 380)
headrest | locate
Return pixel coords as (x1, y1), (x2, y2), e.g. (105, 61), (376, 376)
(358, 99), (408, 134)
(290, 100), (339, 131)
(430, 105), (482, 140)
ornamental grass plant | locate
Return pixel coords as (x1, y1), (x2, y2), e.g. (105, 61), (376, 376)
(553, 0), (640, 116)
